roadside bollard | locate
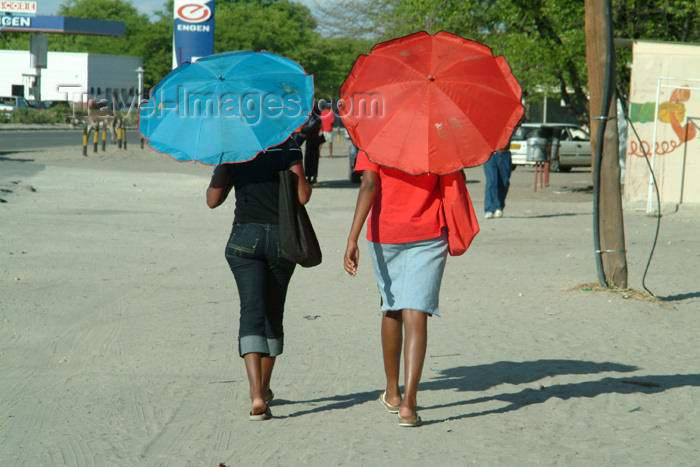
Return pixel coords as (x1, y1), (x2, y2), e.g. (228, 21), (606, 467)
(122, 120), (127, 150)
(93, 121), (99, 153)
(117, 120), (123, 149)
(101, 122), (106, 152)
(140, 136), (144, 149)
(82, 123), (88, 156)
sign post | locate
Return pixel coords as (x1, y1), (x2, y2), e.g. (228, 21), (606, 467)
(29, 33), (46, 101)
(172, 0), (215, 69)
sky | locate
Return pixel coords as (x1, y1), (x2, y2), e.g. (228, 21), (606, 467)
(37, 0), (317, 21)
(37, 0), (164, 19)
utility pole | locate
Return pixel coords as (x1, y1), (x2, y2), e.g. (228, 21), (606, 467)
(584, 0), (628, 288)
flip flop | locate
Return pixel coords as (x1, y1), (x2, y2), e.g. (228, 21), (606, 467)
(265, 390), (274, 405)
(249, 406), (272, 421)
(398, 413), (422, 427)
(379, 392), (400, 413)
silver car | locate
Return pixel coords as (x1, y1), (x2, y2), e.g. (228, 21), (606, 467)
(509, 123), (590, 172)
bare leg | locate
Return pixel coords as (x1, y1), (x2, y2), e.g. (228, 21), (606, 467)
(399, 309), (428, 419)
(261, 356), (275, 401)
(243, 353), (268, 415)
(381, 310), (403, 407)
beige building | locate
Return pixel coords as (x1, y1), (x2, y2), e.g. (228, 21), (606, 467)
(625, 40), (700, 211)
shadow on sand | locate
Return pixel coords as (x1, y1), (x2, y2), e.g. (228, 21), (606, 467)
(282, 359), (699, 423)
(659, 291), (700, 302)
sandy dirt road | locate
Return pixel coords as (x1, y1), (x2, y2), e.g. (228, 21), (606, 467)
(1, 137), (698, 465)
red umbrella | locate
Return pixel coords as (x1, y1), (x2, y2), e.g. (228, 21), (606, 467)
(340, 31), (523, 175)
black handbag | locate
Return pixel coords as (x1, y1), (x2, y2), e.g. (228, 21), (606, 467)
(278, 170), (322, 267)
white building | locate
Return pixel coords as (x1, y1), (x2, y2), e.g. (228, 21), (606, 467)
(0, 50), (143, 107)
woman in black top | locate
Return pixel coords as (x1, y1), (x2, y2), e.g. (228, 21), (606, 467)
(206, 138), (311, 420)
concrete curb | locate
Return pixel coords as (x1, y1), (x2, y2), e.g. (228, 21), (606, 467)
(0, 124), (79, 131)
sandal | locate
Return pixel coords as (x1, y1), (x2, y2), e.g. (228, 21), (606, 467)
(249, 405), (272, 421)
(264, 390), (274, 405)
(398, 413), (422, 427)
(379, 392), (400, 413)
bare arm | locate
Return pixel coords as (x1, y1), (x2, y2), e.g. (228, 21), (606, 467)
(344, 170), (379, 276)
(289, 162), (312, 205)
(206, 165), (233, 209)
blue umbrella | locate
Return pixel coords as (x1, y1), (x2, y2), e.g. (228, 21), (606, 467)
(138, 50), (314, 165)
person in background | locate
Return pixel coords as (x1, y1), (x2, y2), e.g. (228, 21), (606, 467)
(320, 103), (335, 158)
(206, 137), (311, 421)
(344, 150), (449, 428)
(483, 146), (512, 219)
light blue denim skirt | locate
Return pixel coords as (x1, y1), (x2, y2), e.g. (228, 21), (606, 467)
(367, 230), (448, 316)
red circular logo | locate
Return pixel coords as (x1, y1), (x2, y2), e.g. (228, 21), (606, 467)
(177, 3), (212, 23)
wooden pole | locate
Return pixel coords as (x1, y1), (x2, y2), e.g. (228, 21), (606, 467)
(585, 0), (628, 288)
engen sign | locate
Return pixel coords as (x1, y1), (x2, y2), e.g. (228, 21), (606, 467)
(173, 0), (215, 69)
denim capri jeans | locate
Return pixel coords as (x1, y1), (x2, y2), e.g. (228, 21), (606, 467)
(367, 229), (448, 316)
(225, 223), (295, 357)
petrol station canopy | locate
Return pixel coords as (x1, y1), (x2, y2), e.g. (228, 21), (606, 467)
(1, 15), (125, 36)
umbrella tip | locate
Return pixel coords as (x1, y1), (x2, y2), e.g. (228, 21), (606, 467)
(427, 75), (435, 81)
(218, 75), (225, 81)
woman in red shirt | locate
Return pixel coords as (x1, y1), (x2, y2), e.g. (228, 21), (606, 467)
(344, 151), (448, 427)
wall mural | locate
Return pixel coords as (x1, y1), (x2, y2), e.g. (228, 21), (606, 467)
(628, 87), (697, 157)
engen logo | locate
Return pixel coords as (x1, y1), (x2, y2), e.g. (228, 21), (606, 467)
(176, 2), (211, 23)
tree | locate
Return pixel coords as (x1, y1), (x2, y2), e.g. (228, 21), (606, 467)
(381, 0), (590, 122)
(612, 0), (700, 102)
(52, 0), (152, 56)
(312, 0), (389, 41)
(213, 0), (371, 98)
(214, 0), (317, 57)
(347, 0), (700, 123)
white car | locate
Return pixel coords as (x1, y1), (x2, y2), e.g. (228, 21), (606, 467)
(510, 123), (591, 172)
(0, 95), (31, 115)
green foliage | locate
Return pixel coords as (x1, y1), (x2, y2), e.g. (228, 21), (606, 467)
(382, 0), (590, 121)
(22, 0), (698, 114)
(612, 0), (700, 101)
(300, 37), (374, 98)
(207, 0), (371, 98)
(2, 106), (74, 124)
(51, 0), (152, 55)
(214, 0), (316, 55)
(134, 17), (173, 89)
(371, 0), (700, 122)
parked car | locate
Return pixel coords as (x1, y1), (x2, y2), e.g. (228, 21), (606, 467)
(29, 100), (70, 110)
(510, 123), (590, 172)
(0, 95), (31, 116)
